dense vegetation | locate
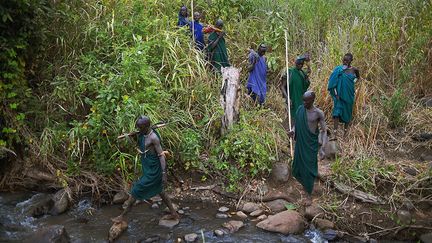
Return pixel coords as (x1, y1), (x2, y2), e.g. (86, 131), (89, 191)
(1, 0), (431, 199)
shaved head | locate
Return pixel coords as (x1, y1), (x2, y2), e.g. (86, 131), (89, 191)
(303, 91), (315, 99)
(303, 91), (315, 109)
(136, 115), (151, 132)
(215, 19), (224, 28)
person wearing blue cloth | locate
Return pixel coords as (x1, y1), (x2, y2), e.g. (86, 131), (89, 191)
(190, 12), (205, 50)
(327, 53), (360, 138)
(177, 6), (189, 27)
(246, 44), (267, 105)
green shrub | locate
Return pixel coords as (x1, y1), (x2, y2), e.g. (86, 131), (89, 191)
(210, 109), (283, 191)
(383, 88), (408, 128)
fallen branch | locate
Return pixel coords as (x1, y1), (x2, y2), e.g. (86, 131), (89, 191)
(333, 182), (386, 204)
(190, 184), (217, 191)
(211, 186), (293, 203)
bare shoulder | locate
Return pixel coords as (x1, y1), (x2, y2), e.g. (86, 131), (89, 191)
(149, 132), (161, 144)
(314, 107), (325, 118)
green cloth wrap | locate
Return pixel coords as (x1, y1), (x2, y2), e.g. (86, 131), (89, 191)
(288, 67), (310, 120)
(292, 105), (319, 195)
(131, 131), (163, 200)
(327, 65), (356, 124)
(207, 32), (230, 71)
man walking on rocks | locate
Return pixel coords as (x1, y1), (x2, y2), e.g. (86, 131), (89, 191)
(288, 91), (327, 205)
(115, 116), (178, 220)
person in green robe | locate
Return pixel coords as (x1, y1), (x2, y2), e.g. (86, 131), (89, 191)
(281, 56), (311, 122)
(207, 19), (230, 72)
(288, 91), (327, 206)
(115, 116), (178, 220)
(327, 53), (360, 138)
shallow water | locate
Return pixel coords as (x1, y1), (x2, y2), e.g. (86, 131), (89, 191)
(0, 192), (328, 242)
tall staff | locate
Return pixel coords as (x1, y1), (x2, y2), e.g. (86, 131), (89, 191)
(191, 0), (195, 43)
(284, 30), (294, 158)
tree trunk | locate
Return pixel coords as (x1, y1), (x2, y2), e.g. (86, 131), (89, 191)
(220, 67), (241, 135)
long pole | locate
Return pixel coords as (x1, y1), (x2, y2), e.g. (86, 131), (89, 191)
(191, 0), (195, 43)
(284, 30), (294, 158)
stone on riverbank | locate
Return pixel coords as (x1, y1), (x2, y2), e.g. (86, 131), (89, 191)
(256, 210), (305, 235)
(25, 225), (70, 243)
(222, 220), (244, 233)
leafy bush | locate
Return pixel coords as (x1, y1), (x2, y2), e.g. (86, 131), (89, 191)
(210, 109), (284, 191)
(331, 156), (395, 192)
(383, 88), (408, 128)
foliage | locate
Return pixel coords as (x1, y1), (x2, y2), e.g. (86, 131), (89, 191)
(331, 156), (395, 193)
(1, 0), (431, 194)
(210, 109), (284, 191)
(383, 88), (409, 128)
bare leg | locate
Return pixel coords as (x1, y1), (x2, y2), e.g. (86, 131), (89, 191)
(160, 192), (179, 219)
(332, 117), (339, 139)
(112, 195), (136, 222)
(343, 122), (349, 137)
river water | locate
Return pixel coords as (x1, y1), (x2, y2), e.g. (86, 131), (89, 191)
(0, 192), (329, 242)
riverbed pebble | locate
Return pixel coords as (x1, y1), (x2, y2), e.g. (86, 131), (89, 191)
(214, 229), (225, 237)
(265, 199), (289, 213)
(218, 206), (229, 213)
(151, 203), (159, 209)
(242, 202), (260, 213)
(216, 213), (229, 219)
(236, 211), (247, 219)
(305, 204), (324, 220)
(256, 210), (305, 234)
(222, 220), (244, 233)
(314, 218), (334, 230)
(250, 209), (264, 217)
(184, 233), (198, 242)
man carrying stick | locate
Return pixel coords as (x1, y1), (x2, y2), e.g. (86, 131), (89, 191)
(207, 19), (230, 72)
(114, 115), (178, 221)
(281, 55), (311, 123)
(288, 91), (327, 206)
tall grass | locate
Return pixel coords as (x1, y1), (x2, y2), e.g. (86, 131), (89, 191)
(2, 0), (431, 195)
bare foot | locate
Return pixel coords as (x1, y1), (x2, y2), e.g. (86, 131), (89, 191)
(122, 196), (136, 209)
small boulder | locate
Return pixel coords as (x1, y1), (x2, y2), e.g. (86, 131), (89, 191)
(314, 218), (334, 230)
(25, 225), (70, 243)
(108, 218), (128, 242)
(265, 199), (289, 213)
(271, 162), (290, 182)
(218, 206), (229, 213)
(222, 220), (244, 233)
(242, 202), (260, 213)
(184, 233), (198, 242)
(216, 213), (228, 219)
(112, 191), (129, 205)
(51, 189), (70, 215)
(250, 209), (264, 217)
(420, 151), (432, 162)
(420, 232), (432, 243)
(159, 215), (180, 228)
(256, 210), (305, 235)
(257, 215), (267, 221)
(305, 204), (324, 220)
(323, 229), (338, 241)
(397, 210), (412, 225)
(236, 211), (247, 219)
(214, 229), (225, 237)
(17, 193), (54, 217)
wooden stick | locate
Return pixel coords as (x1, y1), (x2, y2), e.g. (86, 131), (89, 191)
(191, 0), (195, 43)
(284, 30), (294, 158)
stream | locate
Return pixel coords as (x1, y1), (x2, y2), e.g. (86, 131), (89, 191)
(0, 192), (329, 242)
